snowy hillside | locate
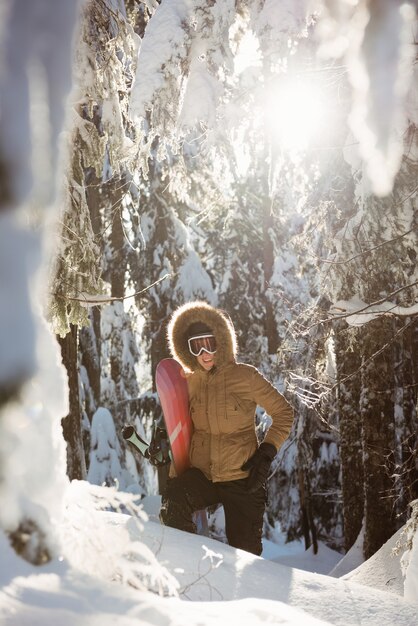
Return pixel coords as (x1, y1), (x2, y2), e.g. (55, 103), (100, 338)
(1, 481), (417, 626)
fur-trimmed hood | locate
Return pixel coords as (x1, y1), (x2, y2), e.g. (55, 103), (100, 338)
(167, 301), (238, 372)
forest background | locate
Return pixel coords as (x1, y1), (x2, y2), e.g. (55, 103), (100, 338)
(0, 0), (417, 568)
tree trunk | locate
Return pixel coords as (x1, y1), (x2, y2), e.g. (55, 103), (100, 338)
(298, 465), (311, 549)
(360, 321), (397, 559)
(107, 177), (126, 405)
(142, 195), (173, 388)
(82, 166), (102, 409)
(335, 323), (364, 553)
(298, 465), (318, 553)
(393, 320), (418, 516)
(58, 324), (86, 480)
(79, 306), (101, 411)
(262, 194), (280, 354)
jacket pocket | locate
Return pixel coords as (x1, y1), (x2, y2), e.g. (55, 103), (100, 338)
(222, 400), (242, 434)
(189, 431), (210, 475)
(223, 393), (254, 433)
(190, 400), (207, 429)
(233, 392), (257, 415)
(224, 432), (257, 476)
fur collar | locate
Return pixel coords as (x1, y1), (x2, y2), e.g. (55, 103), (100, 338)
(167, 301), (237, 372)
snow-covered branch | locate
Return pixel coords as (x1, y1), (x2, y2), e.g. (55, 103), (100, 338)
(52, 273), (171, 307)
(330, 283), (418, 327)
(317, 0), (417, 196)
(316, 227), (416, 266)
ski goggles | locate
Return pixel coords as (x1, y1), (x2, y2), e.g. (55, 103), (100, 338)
(188, 334), (217, 357)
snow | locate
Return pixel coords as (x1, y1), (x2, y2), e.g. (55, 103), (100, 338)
(87, 407), (129, 488)
(256, 0), (308, 39)
(316, 0), (417, 196)
(329, 295), (418, 327)
(338, 528), (405, 596)
(405, 532), (418, 603)
(346, 1), (416, 197)
(129, 0), (418, 197)
(1, 481), (417, 626)
(0, 0), (78, 205)
(0, 214), (38, 389)
(176, 251), (216, 302)
(0, 309), (69, 548)
(178, 57), (223, 129)
(130, 0), (192, 119)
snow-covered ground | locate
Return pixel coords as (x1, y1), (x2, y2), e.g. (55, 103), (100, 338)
(0, 481), (417, 626)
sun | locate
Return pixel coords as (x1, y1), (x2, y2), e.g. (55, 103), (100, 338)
(264, 78), (327, 152)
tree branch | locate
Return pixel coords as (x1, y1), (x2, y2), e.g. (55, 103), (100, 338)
(301, 281), (418, 334)
(332, 318), (416, 392)
(314, 227), (416, 266)
(52, 273), (171, 306)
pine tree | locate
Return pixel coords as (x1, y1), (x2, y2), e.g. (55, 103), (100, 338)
(309, 136), (418, 556)
(49, 0), (147, 488)
(129, 157), (216, 379)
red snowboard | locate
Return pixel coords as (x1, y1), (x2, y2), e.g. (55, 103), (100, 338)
(156, 358), (208, 535)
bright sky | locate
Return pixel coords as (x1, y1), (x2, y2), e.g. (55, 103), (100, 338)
(0, 481), (417, 626)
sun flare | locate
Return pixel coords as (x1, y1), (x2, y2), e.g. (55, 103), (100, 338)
(265, 79), (327, 151)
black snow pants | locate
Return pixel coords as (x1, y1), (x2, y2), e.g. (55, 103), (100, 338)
(159, 467), (267, 556)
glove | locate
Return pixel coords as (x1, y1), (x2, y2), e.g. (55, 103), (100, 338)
(241, 442), (277, 493)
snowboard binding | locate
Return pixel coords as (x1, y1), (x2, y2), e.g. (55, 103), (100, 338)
(122, 424), (172, 467)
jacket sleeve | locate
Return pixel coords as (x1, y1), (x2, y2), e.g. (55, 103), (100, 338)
(249, 367), (294, 450)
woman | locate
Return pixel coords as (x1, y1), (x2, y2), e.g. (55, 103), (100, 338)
(159, 300), (294, 555)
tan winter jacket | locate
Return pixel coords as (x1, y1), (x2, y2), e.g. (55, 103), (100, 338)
(167, 301), (294, 482)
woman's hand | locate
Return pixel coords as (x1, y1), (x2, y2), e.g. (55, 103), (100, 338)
(241, 442), (277, 492)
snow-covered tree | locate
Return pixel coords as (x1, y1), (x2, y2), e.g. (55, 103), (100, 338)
(129, 156), (217, 378)
(87, 407), (137, 489)
(297, 71), (418, 557)
(0, 0), (80, 563)
(49, 0), (154, 490)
